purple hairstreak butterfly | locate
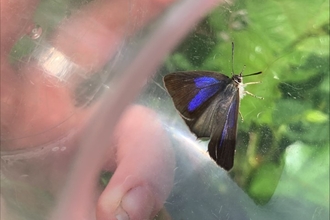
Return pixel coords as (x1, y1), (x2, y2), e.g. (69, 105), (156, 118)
(163, 42), (262, 171)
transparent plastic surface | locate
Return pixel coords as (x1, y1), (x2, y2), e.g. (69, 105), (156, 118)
(1, 0), (329, 220)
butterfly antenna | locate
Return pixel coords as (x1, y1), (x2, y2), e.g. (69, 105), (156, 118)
(231, 42), (235, 76)
(242, 71), (262, 77)
(239, 65), (246, 76)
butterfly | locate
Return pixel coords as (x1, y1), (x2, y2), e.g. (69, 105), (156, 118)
(163, 43), (262, 171)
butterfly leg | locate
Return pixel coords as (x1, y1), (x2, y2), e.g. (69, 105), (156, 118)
(244, 90), (264, 99)
(239, 111), (244, 122)
(244, 81), (261, 86)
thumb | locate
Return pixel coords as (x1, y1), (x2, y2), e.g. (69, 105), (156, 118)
(97, 105), (175, 220)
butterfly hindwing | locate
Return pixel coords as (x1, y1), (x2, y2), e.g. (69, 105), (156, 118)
(208, 91), (240, 171)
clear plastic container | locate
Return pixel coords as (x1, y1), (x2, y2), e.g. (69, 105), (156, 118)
(1, 0), (329, 220)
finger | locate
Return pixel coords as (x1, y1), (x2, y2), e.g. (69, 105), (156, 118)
(97, 105), (175, 220)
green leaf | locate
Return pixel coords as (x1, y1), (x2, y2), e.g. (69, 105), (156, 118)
(248, 163), (284, 203)
(304, 110), (329, 123)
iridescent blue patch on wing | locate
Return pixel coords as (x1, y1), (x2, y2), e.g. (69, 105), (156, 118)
(194, 77), (219, 88)
(188, 77), (221, 112)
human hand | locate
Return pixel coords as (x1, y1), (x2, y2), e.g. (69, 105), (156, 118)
(1, 0), (175, 219)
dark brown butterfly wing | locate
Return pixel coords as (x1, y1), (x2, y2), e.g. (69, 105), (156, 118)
(208, 91), (239, 171)
(164, 71), (232, 138)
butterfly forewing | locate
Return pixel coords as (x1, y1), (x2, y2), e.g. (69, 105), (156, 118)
(164, 71), (232, 137)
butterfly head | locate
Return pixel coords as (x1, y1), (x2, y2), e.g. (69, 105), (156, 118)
(232, 74), (243, 85)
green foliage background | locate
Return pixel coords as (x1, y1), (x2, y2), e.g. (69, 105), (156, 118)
(165, 0), (329, 214)
(8, 0), (328, 218)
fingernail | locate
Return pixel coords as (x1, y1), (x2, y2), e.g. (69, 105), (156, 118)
(121, 186), (154, 220)
(115, 206), (129, 220)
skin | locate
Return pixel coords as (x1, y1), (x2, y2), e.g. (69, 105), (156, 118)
(1, 0), (176, 219)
